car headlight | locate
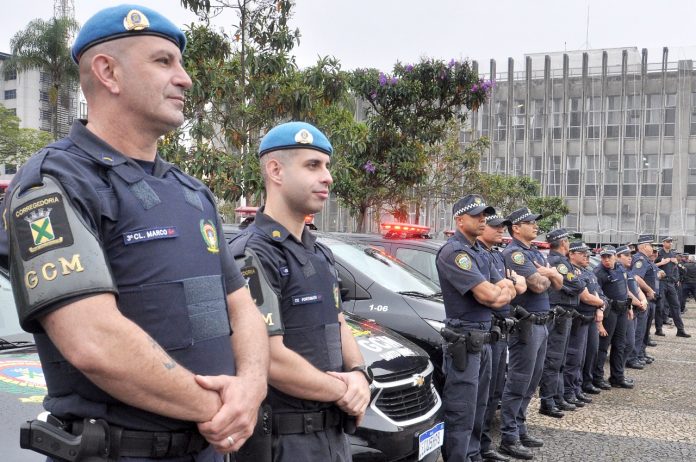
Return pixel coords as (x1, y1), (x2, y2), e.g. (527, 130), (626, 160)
(424, 319), (445, 332)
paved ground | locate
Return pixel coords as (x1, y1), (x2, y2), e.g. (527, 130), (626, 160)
(439, 301), (696, 461)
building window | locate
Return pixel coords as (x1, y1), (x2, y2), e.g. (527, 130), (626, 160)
(606, 95), (621, 138)
(512, 100), (525, 141)
(664, 93), (676, 137)
(645, 94), (662, 137)
(530, 99), (544, 140)
(586, 96), (602, 139)
(4, 89), (16, 100)
(494, 100), (507, 141)
(552, 98), (563, 139)
(39, 91), (50, 102)
(4, 68), (17, 80)
(40, 109), (52, 121)
(625, 95), (640, 138)
(690, 93), (696, 135)
(568, 97), (582, 139)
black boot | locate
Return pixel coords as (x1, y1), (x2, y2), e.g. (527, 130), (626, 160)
(499, 441), (534, 460)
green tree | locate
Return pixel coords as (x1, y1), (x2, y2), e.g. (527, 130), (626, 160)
(0, 106), (54, 167)
(6, 17), (79, 138)
(336, 60), (491, 231)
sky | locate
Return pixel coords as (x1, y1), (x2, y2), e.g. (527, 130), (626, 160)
(3, 0), (696, 73)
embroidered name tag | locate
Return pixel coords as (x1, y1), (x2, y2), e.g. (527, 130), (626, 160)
(123, 226), (178, 245)
(291, 293), (323, 305)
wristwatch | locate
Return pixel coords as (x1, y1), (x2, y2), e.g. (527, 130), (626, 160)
(350, 365), (374, 384)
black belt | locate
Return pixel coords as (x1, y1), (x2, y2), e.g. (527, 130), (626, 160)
(273, 408), (343, 435)
(446, 326), (497, 344)
(70, 420), (207, 458)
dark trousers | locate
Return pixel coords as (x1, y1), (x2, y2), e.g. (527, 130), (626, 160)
(500, 323), (548, 444)
(623, 312), (637, 366)
(539, 315), (572, 407)
(582, 321), (599, 389)
(644, 301), (656, 348)
(682, 283), (696, 311)
(660, 283), (686, 331)
(594, 308), (627, 382)
(442, 326), (492, 462)
(48, 444), (224, 462)
(632, 306), (649, 360)
(272, 427), (350, 462)
(564, 318), (590, 398)
(480, 337), (507, 453)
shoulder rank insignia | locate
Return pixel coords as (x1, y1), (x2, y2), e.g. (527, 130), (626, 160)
(511, 251), (525, 265)
(557, 263), (568, 275)
(455, 253), (472, 270)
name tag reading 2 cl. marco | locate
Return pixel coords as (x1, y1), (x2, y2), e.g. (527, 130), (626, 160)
(418, 421), (444, 460)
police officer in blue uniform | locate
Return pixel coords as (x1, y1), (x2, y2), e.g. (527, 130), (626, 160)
(437, 195), (516, 462)
(656, 237), (691, 338)
(632, 235), (660, 358)
(498, 208), (563, 461)
(592, 246), (634, 389)
(478, 213), (527, 462)
(0, 5), (269, 461)
(539, 229), (587, 416)
(230, 122), (371, 462)
(617, 246), (649, 370)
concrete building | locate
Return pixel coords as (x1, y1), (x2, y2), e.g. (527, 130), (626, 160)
(468, 47), (696, 252)
(0, 51), (83, 177)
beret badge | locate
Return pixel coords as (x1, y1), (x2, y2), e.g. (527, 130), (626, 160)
(294, 129), (314, 145)
(124, 9), (150, 31)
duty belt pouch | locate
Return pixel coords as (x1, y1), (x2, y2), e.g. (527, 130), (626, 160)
(466, 331), (486, 353)
(236, 404), (272, 462)
(516, 318), (533, 344)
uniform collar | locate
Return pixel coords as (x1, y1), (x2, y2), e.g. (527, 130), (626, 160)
(511, 237), (530, 250)
(454, 230), (479, 250)
(254, 206), (317, 250)
(68, 119), (171, 176)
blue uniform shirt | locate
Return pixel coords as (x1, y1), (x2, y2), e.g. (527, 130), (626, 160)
(657, 248), (679, 283)
(547, 250), (586, 307)
(575, 264), (603, 314)
(479, 242), (511, 317)
(631, 252), (657, 290)
(437, 231), (502, 322)
(594, 263), (629, 301)
(503, 238), (550, 313)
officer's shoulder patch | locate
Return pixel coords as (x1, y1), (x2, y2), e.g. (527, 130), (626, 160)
(12, 192), (74, 260)
(635, 261), (643, 269)
(455, 252), (472, 271)
(511, 251), (525, 265)
(557, 263), (568, 275)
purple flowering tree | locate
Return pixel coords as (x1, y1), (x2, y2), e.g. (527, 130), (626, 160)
(330, 59), (492, 231)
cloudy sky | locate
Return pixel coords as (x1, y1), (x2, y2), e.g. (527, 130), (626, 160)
(3, 0), (696, 72)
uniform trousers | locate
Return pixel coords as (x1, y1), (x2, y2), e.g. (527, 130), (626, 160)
(623, 312), (637, 366)
(500, 323), (548, 445)
(563, 317), (590, 399)
(683, 283), (696, 311)
(582, 321), (599, 390)
(442, 323), (492, 462)
(657, 283), (685, 331)
(480, 337), (507, 453)
(594, 308), (627, 382)
(47, 444), (224, 462)
(643, 301), (656, 351)
(272, 426), (350, 462)
(631, 307), (648, 361)
(539, 315), (572, 407)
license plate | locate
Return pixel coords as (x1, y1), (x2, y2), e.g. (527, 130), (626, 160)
(418, 421), (444, 460)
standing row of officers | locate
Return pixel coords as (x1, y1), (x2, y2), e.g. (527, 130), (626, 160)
(435, 194), (692, 462)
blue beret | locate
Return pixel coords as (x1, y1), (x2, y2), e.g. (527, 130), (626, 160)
(452, 194), (495, 217)
(72, 4), (187, 64)
(259, 122), (333, 157)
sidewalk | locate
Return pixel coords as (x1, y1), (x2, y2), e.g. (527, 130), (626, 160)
(522, 301), (696, 461)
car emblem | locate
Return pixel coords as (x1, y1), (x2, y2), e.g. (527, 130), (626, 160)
(413, 374), (425, 387)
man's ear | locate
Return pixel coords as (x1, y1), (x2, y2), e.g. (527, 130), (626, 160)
(265, 157), (284, 186)
(90, 54), (121, 95)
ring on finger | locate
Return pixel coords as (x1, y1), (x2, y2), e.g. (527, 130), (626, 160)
(227, 435), (235, 447)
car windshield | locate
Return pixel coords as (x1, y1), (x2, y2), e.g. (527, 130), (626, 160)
(330, 242), (440, 295)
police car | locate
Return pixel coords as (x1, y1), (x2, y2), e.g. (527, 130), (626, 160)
(224, 225), (444, 461)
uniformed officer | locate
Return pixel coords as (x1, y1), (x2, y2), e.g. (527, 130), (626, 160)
(682, 255), (696, 311)
(539, 229), (587, 416)
(632, 235), (660, 356)
(437, 195), (516, 462)
(656, 237), (691, 338)
(564, 242), (606, 403)
(592, 246), (633, 389)
(230, 121), (371, 461)
(0, 5), (269, 461)
(478, 213), (527, 462)
(498, 208), (563, 461)
(617, 245), (649, 370)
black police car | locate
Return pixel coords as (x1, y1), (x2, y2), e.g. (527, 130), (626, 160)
(0, 264), (443, 462)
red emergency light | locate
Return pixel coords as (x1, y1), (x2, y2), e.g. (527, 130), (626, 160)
(380, 222), (431, 238)
(0, 179), (11, 192)
(500, 236), (550, 249)
(235, 206), (259, 217)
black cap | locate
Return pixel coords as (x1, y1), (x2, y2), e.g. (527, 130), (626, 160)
(661, 236), (673, 242)
(599, 245), (617, 256)
(452, 195), (495, 217)
(616, 245), (631, 256)
(507, 207), (543, 225)
(569, 241), (590, 252)
(637, 234), (655, 245)
(485, 213), (511, 227)
(546, 228), (570, 243)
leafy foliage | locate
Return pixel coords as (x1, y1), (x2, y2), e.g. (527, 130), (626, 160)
(6, 17), (79, 138)
(0, 106), (54, 167)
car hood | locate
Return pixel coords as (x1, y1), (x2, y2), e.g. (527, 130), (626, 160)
(398, 296), (446, 342)
(343, 312), (429, 380)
